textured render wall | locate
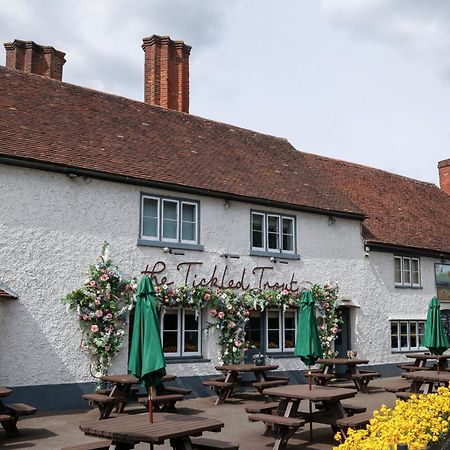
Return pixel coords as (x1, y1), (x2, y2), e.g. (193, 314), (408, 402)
(0, 164), (443, 386)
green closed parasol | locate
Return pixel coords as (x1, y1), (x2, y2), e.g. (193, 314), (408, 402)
(128, 276), (166, 422)
(295, 290), (323, 367)
(422, 297), (449, 369)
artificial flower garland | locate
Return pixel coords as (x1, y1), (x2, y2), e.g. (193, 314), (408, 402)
(64, 244), (342, 370)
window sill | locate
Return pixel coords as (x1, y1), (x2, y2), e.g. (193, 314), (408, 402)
(391, 350), (427, 354)
(249, 250), (300, 260)
(394, 285), (423, 289)
(165, 357), (210, 364)
(137, 239), (204, 252)
(266, 352), (296, 359)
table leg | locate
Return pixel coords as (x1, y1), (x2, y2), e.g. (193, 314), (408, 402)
(110, 383), (132, 413)
(215, 371), (237, 405)
(410, 379), (422, 393)
(111, 441), (135, 450)
(170, 436), (193, 450)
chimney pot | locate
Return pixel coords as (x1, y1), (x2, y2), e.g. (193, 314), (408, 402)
(438, 159), (450, 195)
(4, 39), (66, 80)
(142, 34), (191, 113)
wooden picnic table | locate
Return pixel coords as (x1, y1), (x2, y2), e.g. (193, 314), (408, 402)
(0, 386), (36, 437)
(403, 370), (450, 395)
(257, 384), (358, 449)
(204, 364), (286, 405)
(80, 411), (224, 450)
(315, 358), (380, 393)
(404, 353), (449, 371)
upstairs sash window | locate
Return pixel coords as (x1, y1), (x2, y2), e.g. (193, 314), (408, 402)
(394, 256), (421, 287)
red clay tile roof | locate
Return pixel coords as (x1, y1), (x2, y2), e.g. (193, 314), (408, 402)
(0, 66), (449, 254)
(0, 66), (361, 218)
(302, 152), (450, 254)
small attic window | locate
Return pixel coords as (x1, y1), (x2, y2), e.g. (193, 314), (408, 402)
(0, 282), (18, 300)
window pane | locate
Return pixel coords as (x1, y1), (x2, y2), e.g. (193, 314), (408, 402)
(418, 321), (425, 346)
(162, 200), (178, 240)
(400, 321), (408, 348)
(267, 216), (280, 250)
(163, 311), (178, 330)
(394, 257), (402, 284)
(284, 310), (296, 350)
(267, 330), (279, 349)
(142, 198), (158, 238)
(391, 322), (399, 349)
(252, 214), (264, 249)
(184, 310), (198, 330)
(163, 332), (178, 353)
(245, 313), (261, 349)
(403, 258), (411, 284)
(410, 322), (417, 348)
(184, 331), (199, 353)
(282, 218), (294, 252)
(267, 310), (280, 350)
(411, 259), (420, 284)
(181, 203), (196, 242)
(284, 330), (295, 349)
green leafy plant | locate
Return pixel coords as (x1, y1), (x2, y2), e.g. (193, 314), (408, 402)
(62, 242), (136, 376)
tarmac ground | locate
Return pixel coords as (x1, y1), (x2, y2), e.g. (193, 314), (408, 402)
(0, 378), (400, 450)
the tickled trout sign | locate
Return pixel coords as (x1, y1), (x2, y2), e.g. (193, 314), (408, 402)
(142, 260), (302, 292)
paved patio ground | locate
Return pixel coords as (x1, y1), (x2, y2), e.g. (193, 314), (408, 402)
(0, 378), (400, 450)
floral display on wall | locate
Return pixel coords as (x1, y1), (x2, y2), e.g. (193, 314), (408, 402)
(62, 243), (136, 376)
(63, 243), (342, 370)
(154, 282), (341, 364)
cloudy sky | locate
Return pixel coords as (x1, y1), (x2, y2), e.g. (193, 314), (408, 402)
(1, 0), (449, 185)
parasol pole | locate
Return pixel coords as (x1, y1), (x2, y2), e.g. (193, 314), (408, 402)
(437, 355), (440, 374)
(148, 386), (154, 423)
(308, 366), (313, 442)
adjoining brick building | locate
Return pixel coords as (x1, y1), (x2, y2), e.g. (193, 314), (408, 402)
(0, 36), (449, 410)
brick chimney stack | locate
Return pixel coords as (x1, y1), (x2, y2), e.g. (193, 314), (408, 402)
(142, 35), (191, 113)
(4, 39), (66, 81)
(438, 159), (450, 195)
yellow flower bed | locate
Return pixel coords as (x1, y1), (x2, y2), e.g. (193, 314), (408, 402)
(334, 386), (450, 450)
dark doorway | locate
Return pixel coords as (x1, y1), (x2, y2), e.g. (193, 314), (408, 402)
(335, 307), (351, 358)
(441, 309), (450, 342)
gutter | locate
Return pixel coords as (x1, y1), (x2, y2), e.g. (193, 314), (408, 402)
(0, 155), (366, 221)
(366, 241), (450, 260)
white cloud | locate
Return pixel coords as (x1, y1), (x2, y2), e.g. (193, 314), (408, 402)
(321, 0), (450, 80)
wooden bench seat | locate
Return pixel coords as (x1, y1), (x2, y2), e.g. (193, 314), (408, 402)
(396, 391), (421, 400)
(61, 439), (112, 450)
(138, 393), (184, 412)
(5, 403), (37, 416)
(252, 379), (288, 393)
(190, 436), (239, 449)
(351, 372), (381, 393)
(81, 393), (126, 420)
(244, 401), (279, 414)
(336, 411), (372, 437)
(163, 386), (192, 396)
(202, 380), (234, 388)
(383, 380), (411, 393)
(248, 413), (305, 448)
(342, 404), (367, 416)
(396, 364), (431, 372)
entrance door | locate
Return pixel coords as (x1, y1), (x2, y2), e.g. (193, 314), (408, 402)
(335, 307), (350, 358)
(441, 309), (450, 343)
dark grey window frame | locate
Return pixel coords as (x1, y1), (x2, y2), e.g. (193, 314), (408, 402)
(249, 209), (300, 259)
(394, 255), (421, 288)
(138, 192), (203, 251)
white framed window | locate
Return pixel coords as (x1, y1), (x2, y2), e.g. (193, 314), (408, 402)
(161, 307), (201, 357)
(266, 309), (297, 353)
(251, 211), (296, 254)
(141, 194), (199, 245)
(390, 320), (426, 352)
(394, 256), (421, 287)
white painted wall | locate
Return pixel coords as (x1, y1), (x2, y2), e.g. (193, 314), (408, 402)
(0, 164), (444, 386)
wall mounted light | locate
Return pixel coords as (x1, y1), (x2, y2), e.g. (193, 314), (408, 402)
(219, 252), (240, 259)
(162, 247), (185, 256)
(66, 173), (78, 179)
(328, 216), (336, 225)
(223, 200), (231, 210)
(270, 257), (288, 264)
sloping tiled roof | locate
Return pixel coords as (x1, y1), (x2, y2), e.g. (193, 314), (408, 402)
(0, 66), (449, 254)
(302, 153), (450, 254)
(0, 66), (362, 218)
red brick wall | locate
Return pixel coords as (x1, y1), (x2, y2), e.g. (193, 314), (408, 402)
(142, 35), (191, 113)
(439, 159), (450, 195)
(4, 40), (65, 80)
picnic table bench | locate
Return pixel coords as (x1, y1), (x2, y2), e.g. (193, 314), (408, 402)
(203, 364), (287, 405)
(0, 386), (36, 437)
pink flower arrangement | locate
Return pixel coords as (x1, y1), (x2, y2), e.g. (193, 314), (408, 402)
(96, 310), (103, 318)
(89, 280), (96, 286)
(105, 313), (113, 320)
(229, 321), (236, 328)
(91, 324), (99, 333)
(218, 311), (225, 319)
(234, 340), (242, 347)
(100, 274), (109, 282)
(204, 293), (211, 301)
(210, 309), (217, 317)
